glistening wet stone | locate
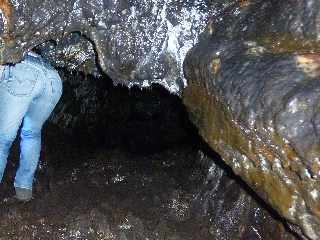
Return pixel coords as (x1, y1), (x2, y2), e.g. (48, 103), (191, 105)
(0, 0), (215, 93)
(183, 18), (320, 240)
(0, 0), (319, 239)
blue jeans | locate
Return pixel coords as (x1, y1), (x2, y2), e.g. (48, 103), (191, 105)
(0, 53), (62, 190)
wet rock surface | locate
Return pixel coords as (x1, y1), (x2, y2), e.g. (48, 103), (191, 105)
(0, 0), (214, 93)
(0, 124), (296, 240)
(0, 0), (319, 239)
(183, 1), (320, 239)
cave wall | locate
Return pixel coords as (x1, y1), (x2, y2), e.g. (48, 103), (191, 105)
(193, 149), (297, 240)
(183, 1), (320, 239)
(0, 0), (320, 239)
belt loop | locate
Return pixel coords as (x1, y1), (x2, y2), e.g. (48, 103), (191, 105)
(0, 65), (5, 82)
(8, 65), (12, 79)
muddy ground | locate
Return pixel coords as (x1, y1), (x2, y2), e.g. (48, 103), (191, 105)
(0, 123), (216, 240)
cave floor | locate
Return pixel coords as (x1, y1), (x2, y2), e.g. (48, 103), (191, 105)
(0, 127), (212, 240)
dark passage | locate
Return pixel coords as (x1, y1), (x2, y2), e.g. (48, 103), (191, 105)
(0, 72), (297, 240)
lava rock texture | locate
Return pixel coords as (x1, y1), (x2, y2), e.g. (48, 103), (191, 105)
(183, 0), (320, 239)
(193, 149), (296, 240)
(0, 0), (319, 239)
(0, 0), (212, 93)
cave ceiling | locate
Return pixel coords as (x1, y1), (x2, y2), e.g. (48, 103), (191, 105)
(0, 0), (216, 93)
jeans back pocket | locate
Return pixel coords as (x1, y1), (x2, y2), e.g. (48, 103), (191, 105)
(1, 63), (38, 97)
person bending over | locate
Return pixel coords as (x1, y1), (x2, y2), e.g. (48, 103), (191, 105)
(0, 52), (62, 201)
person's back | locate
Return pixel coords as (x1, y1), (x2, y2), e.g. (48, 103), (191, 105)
(0, 52), (62, 201)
